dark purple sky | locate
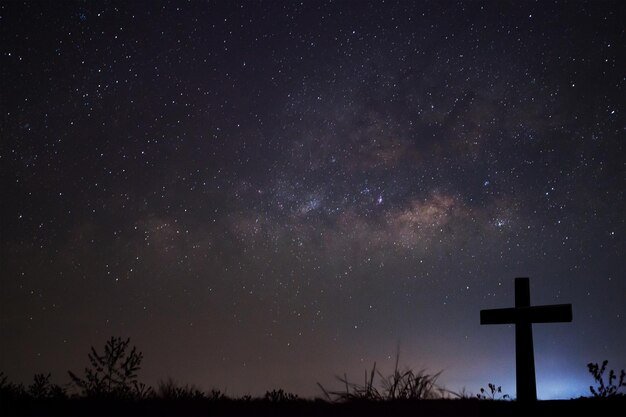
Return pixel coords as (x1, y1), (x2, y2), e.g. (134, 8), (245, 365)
(1, 0), (624, 399)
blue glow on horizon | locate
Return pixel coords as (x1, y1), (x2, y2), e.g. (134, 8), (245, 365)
(536, 375), (590, 400)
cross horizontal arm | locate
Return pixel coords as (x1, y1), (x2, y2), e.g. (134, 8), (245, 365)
(480, 304), (572, 325)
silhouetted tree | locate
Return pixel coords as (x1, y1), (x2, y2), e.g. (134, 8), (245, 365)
(68, 336), (144, 398)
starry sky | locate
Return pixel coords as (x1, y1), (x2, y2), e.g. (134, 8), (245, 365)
(1, 0), (624, 400)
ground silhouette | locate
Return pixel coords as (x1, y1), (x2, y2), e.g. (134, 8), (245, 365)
(2, 285), (624, 416)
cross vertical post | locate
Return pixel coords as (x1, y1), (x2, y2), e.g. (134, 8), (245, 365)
(515, 277), (537, 402)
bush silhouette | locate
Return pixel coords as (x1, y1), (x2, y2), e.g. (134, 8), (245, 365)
(587, 360), (626, 398)
(156, 377), (205, 400)
(28, 373), (67, 399)
(264, 388), (298, 403)
(476, 383), (510, 400)
(0, 372), (27, 401)
(68, 336), (145, 398)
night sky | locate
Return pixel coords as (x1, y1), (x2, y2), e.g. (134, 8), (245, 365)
(1, 1), (624, 400)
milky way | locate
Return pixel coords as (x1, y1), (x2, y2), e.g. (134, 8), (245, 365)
(1, 1), (624, 399)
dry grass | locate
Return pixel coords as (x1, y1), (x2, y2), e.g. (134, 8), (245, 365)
(318, 351), (446, 402)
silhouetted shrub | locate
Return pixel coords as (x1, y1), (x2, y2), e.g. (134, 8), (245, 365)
(0, 372), (27, 401)
(587, 360), (626, 397)
(476, 383), (510, 400)
(156, 377), (205, 400)
(28, 373), (67, 399)
(133, 381), (154, 400)
(68, 336), (145, 398)
(264, 388), (298, 402)
(208, 388), (226, 401)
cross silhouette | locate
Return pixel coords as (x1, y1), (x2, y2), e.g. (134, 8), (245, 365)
(480, 277), (572, 401)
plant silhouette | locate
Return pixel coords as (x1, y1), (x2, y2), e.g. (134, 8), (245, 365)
(28, 373), (67, 399)
(0, 372), (26, 401)
(2, 353), (626, 417)
(68, 336), (145, 398)
(318, 352), (445, 402)
(587, 360), (626, 398)
(263, 388), (298, 403)
(476, 383), (510, 400)
(156, 377), (205, 400)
